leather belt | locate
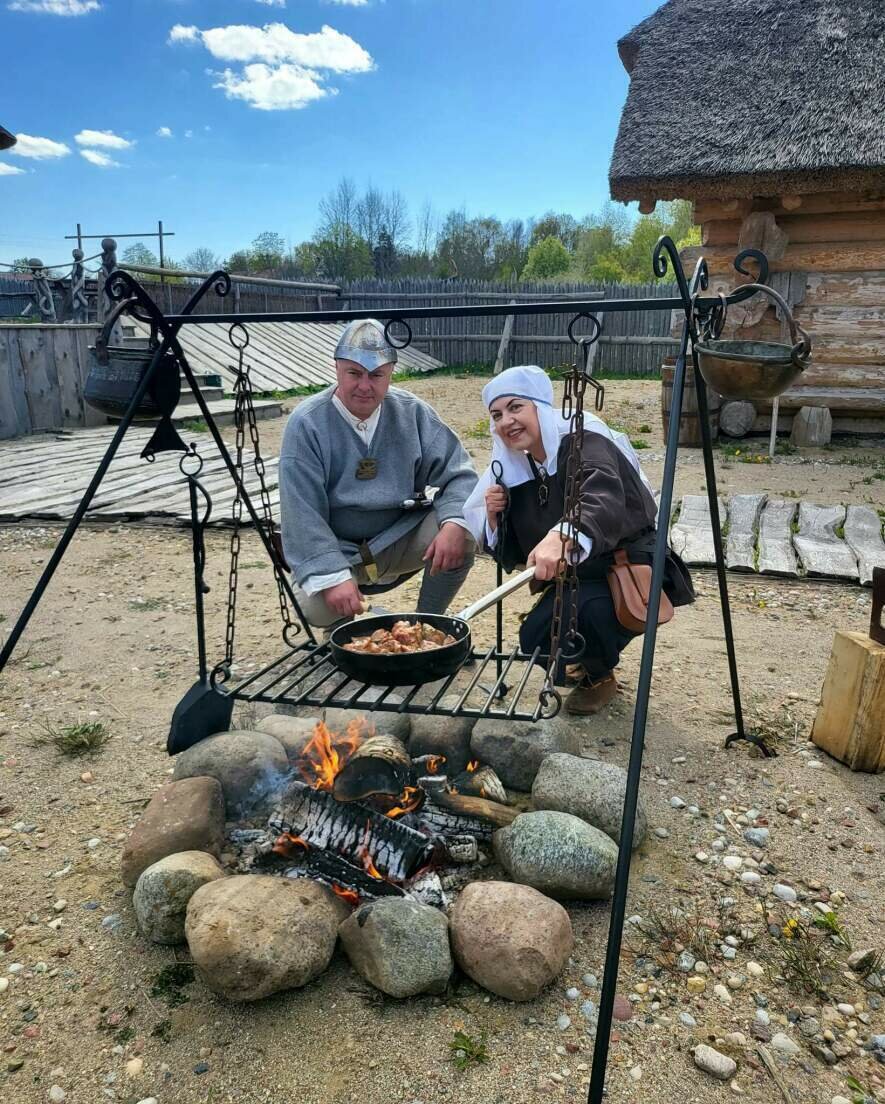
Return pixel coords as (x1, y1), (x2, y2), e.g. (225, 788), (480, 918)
(358, 541), (379, 583)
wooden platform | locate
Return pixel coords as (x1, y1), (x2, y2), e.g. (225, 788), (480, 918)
(127, 319), (443, 393)
(0, 430), (882, 586)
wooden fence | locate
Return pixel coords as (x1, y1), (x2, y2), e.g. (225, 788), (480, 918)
(340, 277), (680, 375)
(0, 324), (104, 439)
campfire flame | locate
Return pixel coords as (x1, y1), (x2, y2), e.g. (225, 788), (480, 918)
(272, 833), (308, 858)
(298, 718), (366, 791)
(425, 755), (445, 774)
(331, 885), (360, 907)
(466, 759), (479, 772)
(357, 820), (384, 880)
(385, 785), (422, 819)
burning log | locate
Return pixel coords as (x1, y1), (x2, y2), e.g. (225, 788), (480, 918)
(332, 734), (413, 803)
(450, 764), (509, 805)
(428, 788), (518, 829)
(269, 779), (433, 884)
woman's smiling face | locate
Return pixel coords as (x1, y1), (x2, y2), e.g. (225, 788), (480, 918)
(488, 395), (543, 456)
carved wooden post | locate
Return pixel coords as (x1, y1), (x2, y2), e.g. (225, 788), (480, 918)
(70, 248), (88, 324)
(29, 259), (57, 322)
(96, 237), (117, 323)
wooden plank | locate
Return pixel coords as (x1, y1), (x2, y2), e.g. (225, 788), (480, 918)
(793, 502), (858, 581)
(695, 192), (885, 223)
(812, 631), (885, 772)
(669, 495), (726, 566)
(704, 212), (885, 249)
(843, 505), (885, 587)
(756, 388), (885, 414)
(493, 300), (516, 375)
(803, 272), (885, 309)
(758, 498), (799, 577)
(50, 328), (86, 427)
(0, 330), (31, 439)
(799, 362), (885, 389)
(725, 493), (766, 572)
(683, 242), (885, 275)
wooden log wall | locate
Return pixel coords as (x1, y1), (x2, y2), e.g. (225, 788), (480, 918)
(341, 277), (680, 376)
(683, 191), (885, 427)
(0, 324), (104, 440)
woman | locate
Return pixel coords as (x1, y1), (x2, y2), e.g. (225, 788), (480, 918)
(463, 365), (694, 715)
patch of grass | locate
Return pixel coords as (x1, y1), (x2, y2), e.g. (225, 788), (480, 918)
(114, 1026), (136, 1045)
(463, 418), (489, 440)
(813, 909), (852, 951)
(835, 522), (846, 539)
(239, 561), (269, 570)
(129, 597), (165, 612)
(626, 900), (717, 973)
(151, 1019), (173, 1044)
(718, 442), (772, 465)
(180, 418), (208, 433)
(845, 1075), (874, 1104)
(449, 1029), (489, 1072)
(151, 963), (195, 1008)
(743, 697), (806, 751)
(36, 721), (110, 757)
(771, 913), (836, 997)
(0, 614), (6, 624)
(630, 437), (649, 450)
(638, 423), (652, 434)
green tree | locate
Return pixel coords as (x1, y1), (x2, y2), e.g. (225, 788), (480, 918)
(588, 252), (628, 284)
(183, 247), (221, 273)
(521, 235), (571, 280)
(121, 242), (159, 268)
(249, 231), (287, 274)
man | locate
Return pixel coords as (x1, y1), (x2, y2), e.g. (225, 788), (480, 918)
(280, 319), (477, 628)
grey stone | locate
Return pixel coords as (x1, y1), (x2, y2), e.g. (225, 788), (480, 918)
(758, 498), (800, 577)
(677, 951), (696, 973)
(680, 1012), (697, 1028)
(793, 502), (858, 581)
(773, 883), (797, 903)
(844, 505), (885, 587)
(693, 1044), (737, 1080)
(172, 731), (289, 817)
(726, 493), (767, 572)
(770, 1033), (801, 1056)
(449, 881), (573, 1001)
(339, 899), (452, 998)
(790, 405), (832, 448)
(121, 777), (225, 888)
(493, 811), (618, 900)
(848, 948), (878, 974)
(531, 754), (647, 848)
(470, 719), (577, 791)
(133, 851), (225, 944)
(669, 495), (727, 567)
(410, 698), (476, 776)
(185, 875), (346, 1001)
(255, 714), (321, 762)
(744, 827), (770, 848)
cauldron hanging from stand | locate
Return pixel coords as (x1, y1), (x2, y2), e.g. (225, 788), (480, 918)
(694, 282), (811, 401)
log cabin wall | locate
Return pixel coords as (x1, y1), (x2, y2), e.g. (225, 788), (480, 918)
(682, 191), (885, 434)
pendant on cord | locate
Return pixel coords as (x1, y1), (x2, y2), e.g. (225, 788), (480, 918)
(355, 458), (379, 480)
(537, 466), (549, 506)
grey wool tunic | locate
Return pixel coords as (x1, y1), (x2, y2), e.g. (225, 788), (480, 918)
(279, 386), (477, 588)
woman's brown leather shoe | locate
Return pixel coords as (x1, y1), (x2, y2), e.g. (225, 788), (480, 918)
(564, 673), (618, 715)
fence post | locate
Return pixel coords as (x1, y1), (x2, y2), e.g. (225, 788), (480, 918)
(70, 249), (88, 323)
(29, 259), (57, 323)
(96, 238), (117, 324)
(493, 299), (516, 374)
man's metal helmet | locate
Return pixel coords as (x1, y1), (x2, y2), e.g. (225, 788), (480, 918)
(334, 318), (398, 373)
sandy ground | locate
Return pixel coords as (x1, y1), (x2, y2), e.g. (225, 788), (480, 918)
(0, 377), (883, 1104)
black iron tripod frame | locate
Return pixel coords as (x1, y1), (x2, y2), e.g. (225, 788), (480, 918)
(0, 239), (775, 1103)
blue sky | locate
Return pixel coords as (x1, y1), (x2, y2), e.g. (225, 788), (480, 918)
(1, 0), (661, 264)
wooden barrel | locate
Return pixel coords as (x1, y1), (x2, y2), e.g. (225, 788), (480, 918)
(661, 360), (722, 447)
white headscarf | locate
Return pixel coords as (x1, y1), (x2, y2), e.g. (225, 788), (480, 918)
(462, 365), (653, 544)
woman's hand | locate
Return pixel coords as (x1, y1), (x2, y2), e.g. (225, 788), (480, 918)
(527, 532), (571, 581)
(484, 485), (508, 531)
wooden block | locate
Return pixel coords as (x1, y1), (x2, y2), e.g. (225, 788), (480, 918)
(812, 631), (885, 772)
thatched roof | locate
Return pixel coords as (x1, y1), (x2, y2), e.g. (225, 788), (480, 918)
(609, 0), (885, 202)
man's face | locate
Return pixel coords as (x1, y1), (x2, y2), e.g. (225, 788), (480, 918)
(334, 359), (393, 420)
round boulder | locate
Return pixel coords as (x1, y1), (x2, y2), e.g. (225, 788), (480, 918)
(133, 851), (225, 945)
(532, 754), (647, 848)
(493, 810), (618, 900)
(185, 875), (345, 1001)
(172, 731), (289, 816)
(256, 714), (322, 763)
(339, 898), (452, 998)
(450, 881), (573, 1001)
(470, 719), (577, 791)
(323, 692), (410, 745)
(410, 698), (475, 776)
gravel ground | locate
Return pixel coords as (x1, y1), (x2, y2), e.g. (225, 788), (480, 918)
(0, 377), (883, 1104)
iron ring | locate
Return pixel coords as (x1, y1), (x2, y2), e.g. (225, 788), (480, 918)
(228, 322), (250, 351)
(179, 443), (204, 477)
(383, 318), (412, 350)
(566, 313), (602, 347)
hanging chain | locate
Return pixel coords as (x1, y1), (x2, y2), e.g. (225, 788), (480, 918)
(541, 341), (589, 702)
(220, 324), (299, 679)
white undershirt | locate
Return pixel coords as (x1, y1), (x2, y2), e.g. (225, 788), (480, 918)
(301, 395), (470, 597)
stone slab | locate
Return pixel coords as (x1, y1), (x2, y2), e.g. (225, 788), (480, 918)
(844, 505), (885, 587)
(793, 502), (858, 580)
(725, 493), (767, 572)
(757, 498), (799, 577)
(669, 494), (727, 566)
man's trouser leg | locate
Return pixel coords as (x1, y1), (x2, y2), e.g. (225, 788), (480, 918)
(371, 512), (475, 616)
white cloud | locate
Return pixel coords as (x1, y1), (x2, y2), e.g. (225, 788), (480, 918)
(80, 149), (120, 168)
(7, 0), (100, 13)
(0, 162), (27, 175)
(213, 62), (331, 111)
(9, 133), (71, 159)
(156, 126), (173, 138)
(324, 0), (370, 6)
(184, 129), (194, 138)
(74, 129), (133, 150)
(255, 0), (286, 6)
(170, 21), (373, 73)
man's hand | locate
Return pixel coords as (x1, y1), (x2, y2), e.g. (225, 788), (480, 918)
(322, 579), (365, 620)
(527, 532), (570, 582)
(484, 485), (508, 532)
(423, 521), (468, 576)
